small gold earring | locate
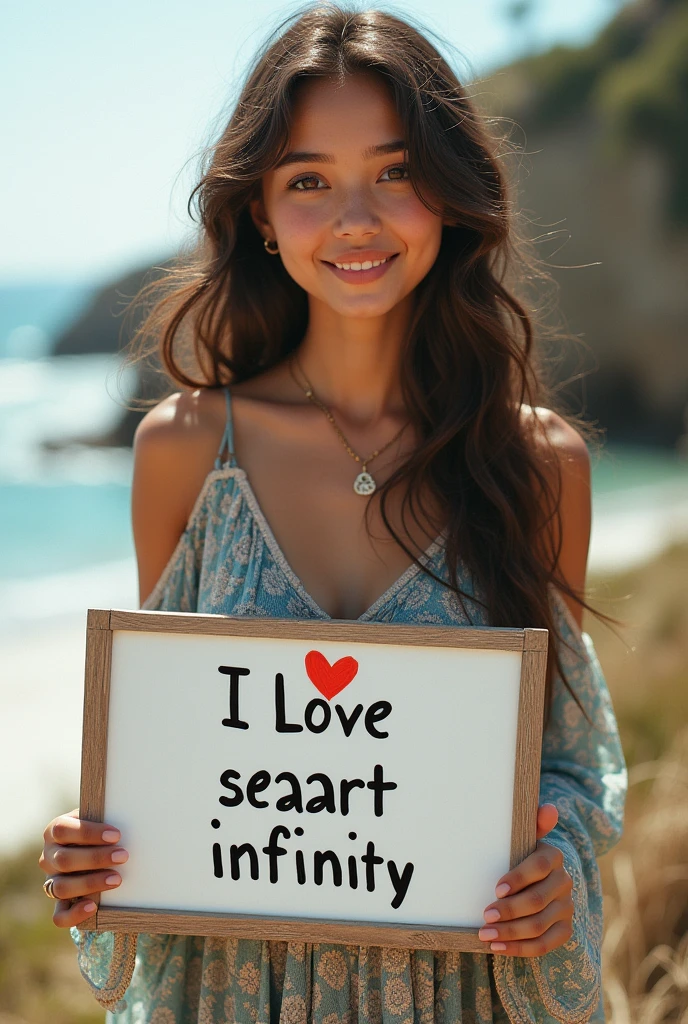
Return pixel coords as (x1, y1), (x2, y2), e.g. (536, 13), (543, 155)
(263, 238), (279, 254)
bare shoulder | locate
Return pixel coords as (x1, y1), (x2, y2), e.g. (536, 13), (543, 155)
(134, 388), (225, 456)
(133, 388), (226, 526)
(132, 388), (226, 605)
(520, 405), (590, 470)
(520, 406), (592, 624)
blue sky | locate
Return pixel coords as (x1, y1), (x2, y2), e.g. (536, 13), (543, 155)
(2, 0), (627, 284)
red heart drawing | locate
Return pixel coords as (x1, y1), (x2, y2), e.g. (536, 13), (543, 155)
(304, 650), (359, 701)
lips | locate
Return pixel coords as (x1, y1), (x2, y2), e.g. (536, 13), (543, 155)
(322, 252), (399, 284)
(324, 250), (398, 268)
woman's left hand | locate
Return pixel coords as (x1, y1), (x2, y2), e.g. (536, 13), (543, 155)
(479, 803), (574, 956)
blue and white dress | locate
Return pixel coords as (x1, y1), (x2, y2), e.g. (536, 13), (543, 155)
(71, 387), (627, 1024)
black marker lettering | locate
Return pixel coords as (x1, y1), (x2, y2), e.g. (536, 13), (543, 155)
(219, 769), (243, 807)
(306, 773), (336, 813)
(361, 841), (384, 892)
(304, 698), (330, 734)
(387, 860), (415, 909)
(296, 849), (307, 884)
(275, 674), (303, 733)
(262, 826), (291, 883)
(367, 764), (398, 816)
(365, 700), (392, 738)
(335, 703), (364, 736)
(212, 842), (223, 878)
(275, 771), (303, 812)
(219, 666), (250, 729)
(340, 777), (365, 816)
(247, 770), (271, 808)
(347, 855), (358, 889)
(230, 843), (259, 880)
(314, 850), (342, 887)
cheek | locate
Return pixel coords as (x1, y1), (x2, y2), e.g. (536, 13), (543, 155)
(393, 196), (443, 269)
(272, 200), (327, 252)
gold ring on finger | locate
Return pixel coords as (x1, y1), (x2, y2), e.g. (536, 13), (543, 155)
(42, 876), (60, 900)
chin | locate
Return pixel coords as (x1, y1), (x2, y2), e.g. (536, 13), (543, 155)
(328, 293), (405, 319)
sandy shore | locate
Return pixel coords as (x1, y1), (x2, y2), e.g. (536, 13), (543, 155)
(589, 479), (688, 574)
(1, 616), (92, 852)
(0, 565), (139, 853)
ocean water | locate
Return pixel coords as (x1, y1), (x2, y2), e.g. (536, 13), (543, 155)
(0, 281), (96, 360)
(1, 282), (687, 630)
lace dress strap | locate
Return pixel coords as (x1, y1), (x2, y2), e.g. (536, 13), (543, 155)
(214, 386), (236, 469)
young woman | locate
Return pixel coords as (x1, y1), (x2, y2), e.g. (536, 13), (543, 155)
(39, 6), (626, 1022)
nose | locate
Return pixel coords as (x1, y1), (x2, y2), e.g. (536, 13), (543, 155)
(332, 187), (382, 239)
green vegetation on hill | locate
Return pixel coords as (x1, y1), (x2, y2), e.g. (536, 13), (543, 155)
(494, 0), (688, 224)
(595, 3), (688, 224)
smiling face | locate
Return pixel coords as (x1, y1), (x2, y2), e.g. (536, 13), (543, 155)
(250, 72), (445, 320)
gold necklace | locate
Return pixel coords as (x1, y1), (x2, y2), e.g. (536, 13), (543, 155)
(289, 355), (408, 496)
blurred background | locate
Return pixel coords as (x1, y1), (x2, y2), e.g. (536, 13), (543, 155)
(1, 0), (687, 1020)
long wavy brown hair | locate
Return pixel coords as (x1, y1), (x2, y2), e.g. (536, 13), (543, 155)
(125, 3), (604, 708)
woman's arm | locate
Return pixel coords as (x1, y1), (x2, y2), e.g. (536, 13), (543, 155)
(476, 409), (594, 957)
(132, 389), (223, 604)
(525, 405), (593, 630)
(485, 411), (626, 1020)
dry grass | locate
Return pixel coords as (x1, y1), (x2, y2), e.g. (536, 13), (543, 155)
(586, 544), (688, 1023)
(602, 730), (688, 1024)
(0, 847), (103, 1024)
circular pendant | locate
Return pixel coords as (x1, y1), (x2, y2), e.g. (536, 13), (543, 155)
(353, 471), (376, 496)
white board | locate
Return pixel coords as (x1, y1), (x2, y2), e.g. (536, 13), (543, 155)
(98, 627), (525, 929)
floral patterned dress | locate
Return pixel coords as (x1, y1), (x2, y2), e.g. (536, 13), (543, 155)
(71, 387), (627, 1024)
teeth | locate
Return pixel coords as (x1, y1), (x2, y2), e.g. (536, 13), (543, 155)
(334, 256), (392, 271)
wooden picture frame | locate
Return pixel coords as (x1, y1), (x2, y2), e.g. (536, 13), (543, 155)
(78, 609), (547, 952)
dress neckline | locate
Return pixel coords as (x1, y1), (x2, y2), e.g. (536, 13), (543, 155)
(213, 385), (446, 621)
(227, 465), (446, 622)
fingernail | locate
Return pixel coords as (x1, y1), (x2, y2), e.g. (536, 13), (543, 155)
(495, 883), (511, 898)
(484, 908), (501, 923)
(102, 829), (120, 843)
(83, 901), (97, 912)
(105, 874), (121, 886)
(479, 928), (499, 940)
(110, 849), (128, 863)
(490, 942), (507, 952)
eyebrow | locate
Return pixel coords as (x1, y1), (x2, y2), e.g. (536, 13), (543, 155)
(275, 139), (406, 168)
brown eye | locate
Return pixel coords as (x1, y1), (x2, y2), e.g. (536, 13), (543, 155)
(380, 164), (409, 182)
(290, 175), (325, 191)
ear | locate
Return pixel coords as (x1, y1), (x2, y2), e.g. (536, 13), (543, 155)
(249, 191), (273, 243)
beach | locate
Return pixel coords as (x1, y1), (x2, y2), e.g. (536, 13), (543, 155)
(0, 563), (137, 852)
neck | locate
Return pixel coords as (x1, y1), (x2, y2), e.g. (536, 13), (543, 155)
(295, 295), (412, 426)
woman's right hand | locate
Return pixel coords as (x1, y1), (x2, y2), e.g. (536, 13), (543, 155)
(39, 808), (128, 928)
